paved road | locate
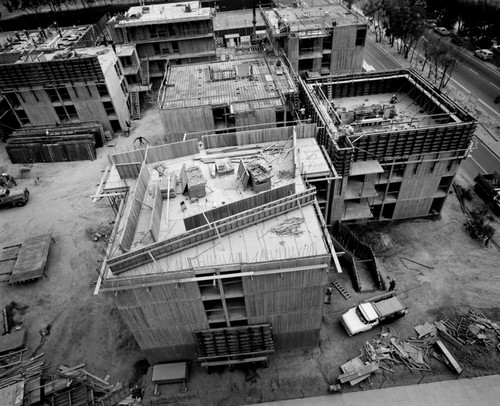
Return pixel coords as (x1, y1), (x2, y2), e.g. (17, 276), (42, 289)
(363, 36), (500, 184)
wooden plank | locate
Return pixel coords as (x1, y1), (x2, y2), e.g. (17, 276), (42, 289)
(152, 362), (188, 384)
(0, 330), (26, 355)
(435, 321), (463, 348)
(435, 340), (462, 374)
(338, 362), (379, 383)
(9, 235), (52, 284)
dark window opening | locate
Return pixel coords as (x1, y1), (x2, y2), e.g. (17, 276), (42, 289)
(110, 119), (121, 133)
(58, 87), (71, 101)
(46, 88), (59, 102)
(55, 106), (68, 122)
(17, 92), (25, 103)
(298, 59), (314, 71)
(97, 84), (109, 97)
(65, 105), (78, 119)
(5, 93), (19, 107)
(16, 109), (30, 125)
(356, 27), (367, 46)
(103, 101), (116, 116)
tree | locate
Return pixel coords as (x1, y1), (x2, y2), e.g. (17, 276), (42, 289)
(362, 0), (386, 43)
(464, 209), (495, 246)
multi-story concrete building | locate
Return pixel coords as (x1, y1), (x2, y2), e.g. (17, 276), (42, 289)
(107, 1), (217, 89)
(157, 53), (297, 143)
(261, 5), (367, 76)
(299, 69), (477, 223)
(94, 128), (341, 365)
(0, 24), (131, 135)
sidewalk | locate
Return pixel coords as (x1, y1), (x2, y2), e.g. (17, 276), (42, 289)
(261, 374), (500, 405)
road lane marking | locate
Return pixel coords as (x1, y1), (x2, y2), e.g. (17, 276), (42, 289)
(468, 68), (479, 75)
(469, 156), (488, 175)
(490, 82), (500, 90)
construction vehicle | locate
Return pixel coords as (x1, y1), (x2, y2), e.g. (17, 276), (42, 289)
(340, 292), (408, 336)
(474, 172), (500, 215)
(0, 187), (29, 209)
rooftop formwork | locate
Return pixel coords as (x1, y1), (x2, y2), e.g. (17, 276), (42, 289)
(93, 124), (341, 365)
(299, 69), (477, 223)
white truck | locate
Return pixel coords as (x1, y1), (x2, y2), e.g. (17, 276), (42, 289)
(341, 292), (408, 336)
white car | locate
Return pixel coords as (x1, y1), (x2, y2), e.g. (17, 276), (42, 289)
(475, 49), (494, 60)
(433, 27), (450, 36)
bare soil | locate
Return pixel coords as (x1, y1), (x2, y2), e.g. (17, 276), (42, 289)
(0, 104), (499, 405)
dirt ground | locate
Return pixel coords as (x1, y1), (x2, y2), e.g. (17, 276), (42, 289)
(0, 103), (499, 405)
(2, 37), (500, 406)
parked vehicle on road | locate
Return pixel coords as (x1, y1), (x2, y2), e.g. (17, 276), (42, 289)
(474, 172), (500, 215)
(341, 292), (408, 336)
(434, 27), (450, 36)
(449, 34), (463, 46)
(475, 49), (494, 60)
(0, 187), (29, 209)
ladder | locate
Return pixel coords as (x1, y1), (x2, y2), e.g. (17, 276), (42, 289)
(122, 27), (128, 44)
(140, 59), (150, 86)
(130, 91), (140, 120)
(332, 280), (350, 300)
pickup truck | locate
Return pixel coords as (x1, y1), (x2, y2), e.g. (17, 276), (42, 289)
(341, 292), (408, 336)
(0, 187), (30, 209)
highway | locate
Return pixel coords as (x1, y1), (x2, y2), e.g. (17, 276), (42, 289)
(363, 36), (500, 183)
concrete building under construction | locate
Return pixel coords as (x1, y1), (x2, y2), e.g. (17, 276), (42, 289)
(157, 53), (297, 143)
(0, 19), (132, 162)
(261, 5), (367, 76)
(106, 1), (217, 90)
(299, 69), (477, 223)
(94, 125), (341, 365)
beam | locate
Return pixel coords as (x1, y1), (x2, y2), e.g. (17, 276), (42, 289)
(100, 264), (329, 292)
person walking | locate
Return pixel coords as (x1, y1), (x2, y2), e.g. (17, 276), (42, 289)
(1, 173), (16, 187)
(388, 278), (396, 291)
(134, 136), (149, 147)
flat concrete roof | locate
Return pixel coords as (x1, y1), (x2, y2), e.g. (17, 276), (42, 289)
(159, 55), (295, 110)
(115, 1), (213, 27)
(263, 5), (363, 37)
(106, 136), (330, 279)
(214, 9), (266, 31)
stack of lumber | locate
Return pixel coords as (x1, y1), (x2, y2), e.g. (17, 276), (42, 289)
(180, 165), (206, 198)
(6, 123), (103, 163)
(270, 217), (304, 236)
(159, 172), (177, 199)
(247, 160), (272, 193)
(0, 353), (46, 405)
(338, 358), (378, 386)
(56, 363), (130, 404)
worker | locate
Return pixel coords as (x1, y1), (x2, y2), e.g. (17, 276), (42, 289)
(390, 94), (398, 104)
(1, 173), (16, 187)
(134, 136), (149, 147)
(388, 278), (396, 291)
(299, 106), (306, 119)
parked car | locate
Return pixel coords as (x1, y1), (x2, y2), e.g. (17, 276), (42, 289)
(449, 34), (463, 46)
(433, 27), (450, 36)
(0, 187), (29, 209)
(340, 292), (408, 336)
(475, 49), (494, 60)
(491, 45), (500, 57)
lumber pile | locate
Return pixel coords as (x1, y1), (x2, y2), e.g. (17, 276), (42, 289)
(180, 164), (206, 198)
(0, 352), (46, 405)
(247, 160), (272, 193)
(6, 122), (104, 163)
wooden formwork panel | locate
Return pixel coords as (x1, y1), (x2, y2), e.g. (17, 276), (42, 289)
(109, 139), (200, 167)
(150, 186), (163, 242)
(393, 197), (434, 219)
(244, 285), (325, 317)
(108, 188), (317, 274)
(120, 164), (150, 251)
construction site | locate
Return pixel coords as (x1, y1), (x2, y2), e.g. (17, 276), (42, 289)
(0, 1), (499, 405)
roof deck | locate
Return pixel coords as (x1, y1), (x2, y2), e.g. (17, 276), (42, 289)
(262, 5), (363, 38)
(101, 133), (332, 280)
(113, 1), (213, 27)
(158, 54), (295, 110)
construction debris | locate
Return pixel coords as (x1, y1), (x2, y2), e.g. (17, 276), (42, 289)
(270, 217), (304, 236)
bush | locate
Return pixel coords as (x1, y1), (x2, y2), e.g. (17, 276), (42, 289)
(464, 209), (495, 244)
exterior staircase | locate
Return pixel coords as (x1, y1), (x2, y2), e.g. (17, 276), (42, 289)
(130, 91), (140, 120)
(330, 221), (384, 292)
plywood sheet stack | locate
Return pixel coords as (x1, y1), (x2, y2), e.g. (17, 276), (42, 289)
(159, 172), (177, 199)
(180, 164), (206, 198)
